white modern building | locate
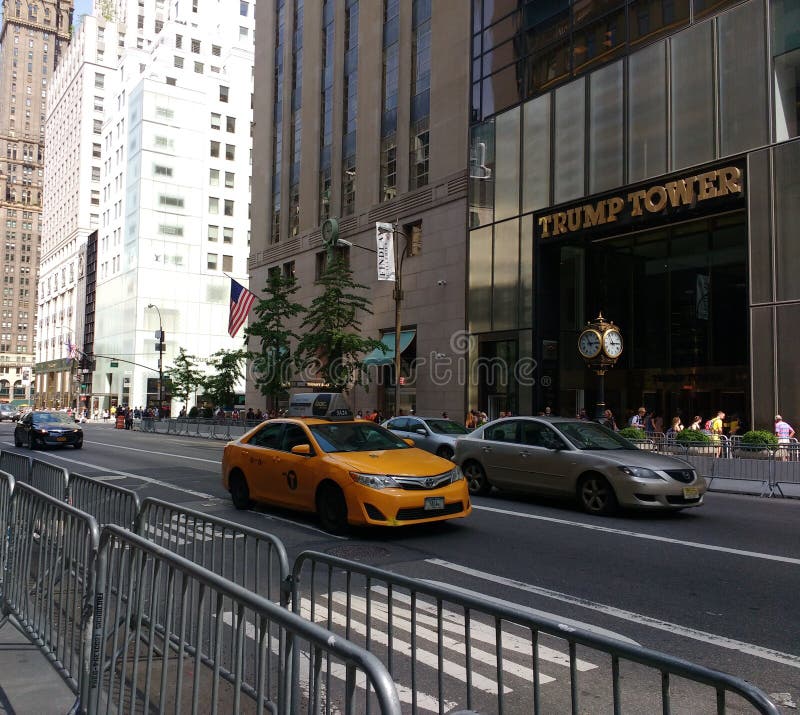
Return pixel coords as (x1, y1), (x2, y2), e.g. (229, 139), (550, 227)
(36, 13), (121, 410)
(40, 0), (255, 415)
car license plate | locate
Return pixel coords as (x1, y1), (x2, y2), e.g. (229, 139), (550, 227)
(683, 487), (699, 499)
(424, 497), (445, 511)
(56, 437), (67, 442)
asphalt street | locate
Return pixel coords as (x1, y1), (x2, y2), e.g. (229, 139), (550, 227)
(1, 420), (797, 712)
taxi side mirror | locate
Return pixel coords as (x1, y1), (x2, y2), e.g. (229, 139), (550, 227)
(291, 444), (312, 456)
(403, 438), (415, 447)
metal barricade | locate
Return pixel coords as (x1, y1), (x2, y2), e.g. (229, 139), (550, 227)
(292, 551), (779, 715)
(30, 458), (70, 501)
(0, 450), (31, 483)
(0, 470), (15, 604)
(3, 483), (100, 707)
(88, 526), (401, 715)
(68, 473), (141, 529)
(136, 497), (291, 606)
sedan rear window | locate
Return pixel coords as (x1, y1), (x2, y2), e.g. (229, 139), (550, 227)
(310, 423), (411, 453)
(425, 419), (469, 435)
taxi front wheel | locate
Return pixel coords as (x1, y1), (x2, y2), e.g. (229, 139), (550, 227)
(317, 483), (349, 535)
(230, 473), (253, 510)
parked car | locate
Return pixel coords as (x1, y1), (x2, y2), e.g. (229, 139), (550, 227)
(0, 404), (17, 421)
(381, 416), (469, 460)
(14, 410), (84, 450)
(454, 416), (706, 515)
(222, 396), (471, 533)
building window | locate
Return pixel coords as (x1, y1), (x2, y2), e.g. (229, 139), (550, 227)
(210, 140), (220, 157)
(225, 144), (235, 160)
(219, 85), (229, 102)
(223, 227), (233, 243)
(224, 199), (234, 216)
(409, 122), (430, 190)
(225, 171), (234, 188)
(208, 225), (219, 241)
(154, 165), (173, 177)
(380, 139), (397, 200)
(174, 55), (183, 68)
(194, 62), (203, 74)
(209, 168), (219, 185)
(240, 0), (248, 16)
(207, 253), (218, 270)
(191, 38), (201, 53)
(159, 195), (184, 208)
(222, 255), (233, 272)
(211, 112), (221, 129)
(226, 116), (236, 132)
(175, 34), (183, 48)
(212, 44), (221, 56)
(209, 197), (219, 214)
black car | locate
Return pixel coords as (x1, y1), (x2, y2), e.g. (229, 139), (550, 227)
(14, 411), (83, 450)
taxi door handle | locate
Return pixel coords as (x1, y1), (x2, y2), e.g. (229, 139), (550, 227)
(482, 446), (492, 453)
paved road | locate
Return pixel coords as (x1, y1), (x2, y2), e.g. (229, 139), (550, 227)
(2, 421), (797, 712)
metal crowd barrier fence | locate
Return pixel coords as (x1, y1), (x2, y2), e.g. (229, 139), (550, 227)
(156, 417), (255, 440)
(69, 473), (141, 530)
(30, 460), (70, 501)
(88, 526), (402, 715)
(0, 450), (30, 483)
(1, 480), (100, 707)
(136, 497), (292, 606)
(291, 551), (779, 715)
(0, 470), (15, 603)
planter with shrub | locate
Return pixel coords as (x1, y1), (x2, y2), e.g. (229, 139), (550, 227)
(672, 429), (715, 455)
(618, 427), (655, 450)
(736, 430), (778, 459)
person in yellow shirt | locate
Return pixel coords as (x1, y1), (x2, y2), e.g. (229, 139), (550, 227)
(710, 410), (725, 456)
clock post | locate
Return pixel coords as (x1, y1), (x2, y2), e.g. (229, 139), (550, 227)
(577, 313), (623, 421)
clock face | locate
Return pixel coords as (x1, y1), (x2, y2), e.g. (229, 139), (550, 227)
(603, 329), (623, 358)
(322, 220), (333, 241)
(578, 329), (602, 359)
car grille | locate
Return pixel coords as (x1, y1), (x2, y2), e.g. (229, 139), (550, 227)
(393, 473), (454, 490)
(664, 469), (695, 484)
(395, 502), (464, 521)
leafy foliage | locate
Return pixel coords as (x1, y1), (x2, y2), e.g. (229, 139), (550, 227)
(245, 271), (305, 402)
(675, 429), (712, 444)
(164, 348), (205, 410)
(202, 349), (248, 409)
(296, 257), (385, 391)
(740, 430), (778, 448)
(618, 427), (646, 440)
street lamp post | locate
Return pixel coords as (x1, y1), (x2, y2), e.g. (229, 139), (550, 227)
(392, 222), (408, 418)
(147, 304), (164, 411)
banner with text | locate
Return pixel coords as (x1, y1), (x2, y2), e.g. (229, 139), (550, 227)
(376, 222), (396, 281)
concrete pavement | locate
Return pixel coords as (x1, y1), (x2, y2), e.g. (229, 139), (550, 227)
(0, 617), (76, 714)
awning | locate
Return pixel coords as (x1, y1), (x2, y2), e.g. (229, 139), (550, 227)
(363, 330), (416, 366)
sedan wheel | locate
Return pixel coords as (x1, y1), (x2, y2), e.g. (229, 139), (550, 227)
(316, 483), (349, 535)
(436, 445), (455, 461)
(578, 474), (618, 515)
(463, 461), (491, 496)
(230, 473), (252, 510)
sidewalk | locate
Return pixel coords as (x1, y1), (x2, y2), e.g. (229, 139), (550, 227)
(0, 617), (76, 714)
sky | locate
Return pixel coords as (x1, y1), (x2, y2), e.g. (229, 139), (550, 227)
(73, 0), (93, 27)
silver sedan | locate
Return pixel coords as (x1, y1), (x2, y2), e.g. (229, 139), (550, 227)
(382, 416), (469, 460)
(454, 416), (706, 515)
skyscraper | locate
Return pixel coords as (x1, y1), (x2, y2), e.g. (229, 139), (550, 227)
(0, 0), (73, 406)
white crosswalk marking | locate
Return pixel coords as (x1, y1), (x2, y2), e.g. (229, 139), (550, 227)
(369, 586), (597, 671)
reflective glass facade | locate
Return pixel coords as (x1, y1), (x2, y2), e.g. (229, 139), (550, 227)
(468, 0), (798, 429)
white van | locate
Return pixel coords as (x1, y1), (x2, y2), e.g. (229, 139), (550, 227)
(287, 392), (353, 419)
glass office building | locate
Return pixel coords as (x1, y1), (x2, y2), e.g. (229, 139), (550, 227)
(468, 0), (800, 429)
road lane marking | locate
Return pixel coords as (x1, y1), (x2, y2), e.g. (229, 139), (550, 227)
(31, 453), (217, 499)
(84, 440), (221, 464)
(428, 558), (800, 670)
(248, 510), (349, 539)
(473, 504), (800, 566)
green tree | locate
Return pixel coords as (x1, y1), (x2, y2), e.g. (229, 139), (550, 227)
(164, 348), (205, 412)
(203, 348), (248, 409)
(245, 270), (305, 403)
(296, 257), (384, 391)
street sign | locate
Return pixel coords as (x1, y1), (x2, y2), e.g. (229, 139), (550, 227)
(110, 361), (119, 367)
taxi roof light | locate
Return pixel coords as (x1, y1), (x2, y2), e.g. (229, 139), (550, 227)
(287, 392), (354, 420)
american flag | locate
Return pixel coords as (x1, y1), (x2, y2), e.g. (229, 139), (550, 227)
(65, 337), (79, 364)
(229, 278), (256, 337)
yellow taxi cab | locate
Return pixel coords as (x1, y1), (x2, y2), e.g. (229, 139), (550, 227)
(221, 393), (471, 533)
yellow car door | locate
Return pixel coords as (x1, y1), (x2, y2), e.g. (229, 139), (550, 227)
(240, 421), (288, 505)
(275, 422), (319, 509)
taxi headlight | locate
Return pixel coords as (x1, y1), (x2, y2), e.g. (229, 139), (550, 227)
(350, 472), (401, 489)
(617, 466), (664, 480)
(448, 466), (465, 483)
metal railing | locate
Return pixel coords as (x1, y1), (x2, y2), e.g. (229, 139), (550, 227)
(69, 473), (141, 529)
(88, 526), (402, 714)
(292, 551), (780, 715)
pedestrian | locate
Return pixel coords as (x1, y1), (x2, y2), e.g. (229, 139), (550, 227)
(466, 409), (478, 430)
(601, 408), (618, 431)
(629, 406), (646, 430)
(666, 416), (683, 440)
(688, 415), (702, 431)
(774, 414), (795, 461)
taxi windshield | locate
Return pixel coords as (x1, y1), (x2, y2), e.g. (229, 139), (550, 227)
(310, 422), (411, 453)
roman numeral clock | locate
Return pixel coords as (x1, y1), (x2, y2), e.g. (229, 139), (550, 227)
(578, 314), (623, 420)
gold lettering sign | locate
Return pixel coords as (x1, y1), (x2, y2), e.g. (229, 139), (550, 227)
(537, 166), (743, 239)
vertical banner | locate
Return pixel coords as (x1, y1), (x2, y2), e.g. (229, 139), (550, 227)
(376, 222), (396, 282)
(696, 274), (710, 320)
